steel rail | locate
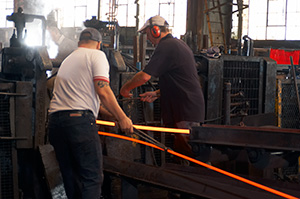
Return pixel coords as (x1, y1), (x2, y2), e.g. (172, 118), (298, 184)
(98, 131), (299, 199)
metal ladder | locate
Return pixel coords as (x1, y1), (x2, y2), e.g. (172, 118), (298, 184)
(204, 0), (227, 53)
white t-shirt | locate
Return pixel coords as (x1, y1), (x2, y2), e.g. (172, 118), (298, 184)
(49, 47), (110, 118)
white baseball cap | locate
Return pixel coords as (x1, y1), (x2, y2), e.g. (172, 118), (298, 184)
(138, 15), (169, 33)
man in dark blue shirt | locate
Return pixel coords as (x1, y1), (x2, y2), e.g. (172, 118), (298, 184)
(120, 15), (205, 158)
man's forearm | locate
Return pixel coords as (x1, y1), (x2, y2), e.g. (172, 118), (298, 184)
(100, 89), (127, 122)
(121, 71), (151, 94)
(95, 81), (127, 122)
(99, 105), (115, 120)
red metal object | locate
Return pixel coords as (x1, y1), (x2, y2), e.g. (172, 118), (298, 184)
(270, 49), (300, 65)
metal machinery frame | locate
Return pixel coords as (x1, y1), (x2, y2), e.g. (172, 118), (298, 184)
(0, 8), (52, 198)
(277, 79), (300, 129)
(195, 54), (277, 126)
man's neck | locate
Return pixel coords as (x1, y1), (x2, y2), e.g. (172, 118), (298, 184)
(160, 32), (170, 38)
(156, 32), (170, 44)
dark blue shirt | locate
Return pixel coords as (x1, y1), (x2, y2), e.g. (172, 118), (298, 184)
(143, 34), (205, 125)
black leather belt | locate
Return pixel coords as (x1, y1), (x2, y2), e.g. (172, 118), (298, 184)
(51, 110), (93, 117)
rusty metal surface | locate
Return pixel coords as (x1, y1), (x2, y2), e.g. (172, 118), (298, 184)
(191, 124), (300, 151)
(205, 56), (223, 124)
(194, 55), (223, 124)
(230, 112), (276, 126)
(103, 156), (300, 199)
(39, 145), (67, 199)
(109, 50), (126, 72)
(263, 57), (277, 113)
(278, 79), (300, 129)
(15, 81), (33, 148)
(33, 61), (48, 148)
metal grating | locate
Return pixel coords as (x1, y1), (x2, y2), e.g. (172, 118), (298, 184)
(0, 93), (14, 199)
(0, 95), (10, 137)
(136, 87), (145, 124)
(153, 98), (161, 122)
(280, 81), (300, 129)
(223, 61), (261, 115)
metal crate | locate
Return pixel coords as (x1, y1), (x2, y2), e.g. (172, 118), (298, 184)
(277, 79), (300, 129)
(223, 60), (262, 115)
(195, 55), (277, 124)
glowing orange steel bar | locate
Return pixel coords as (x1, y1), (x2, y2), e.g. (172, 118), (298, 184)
(96, 120), (116, 126)
(133, 124), (190, 134)
(99, 131), (299, 199)
(96, 120), (190, 134)
(167, 150), (299, 199)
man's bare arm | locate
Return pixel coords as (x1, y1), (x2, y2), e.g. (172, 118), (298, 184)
(94, 80), (133, 134)
(99, 105), (115, 120)
(120, 71), (151, 98)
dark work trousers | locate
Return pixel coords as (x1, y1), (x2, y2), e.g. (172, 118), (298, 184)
(48, 110), (103, 199)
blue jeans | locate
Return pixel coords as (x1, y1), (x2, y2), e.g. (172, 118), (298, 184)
(48, 110), (103, 199)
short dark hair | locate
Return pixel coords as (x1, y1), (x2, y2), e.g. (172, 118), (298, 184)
(160, 26), (169, 33)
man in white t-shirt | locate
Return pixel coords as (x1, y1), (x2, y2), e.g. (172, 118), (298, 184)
(48, 27), (133, 199)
